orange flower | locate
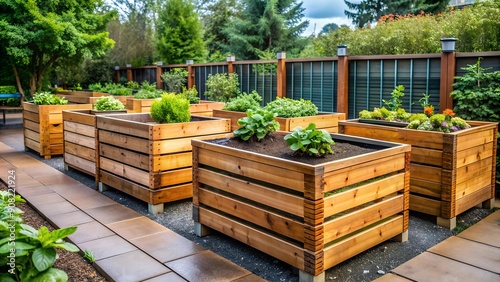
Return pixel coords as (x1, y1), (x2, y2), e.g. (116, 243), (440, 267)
(424, 106), (434, 116)
(442, 109), (455, 117)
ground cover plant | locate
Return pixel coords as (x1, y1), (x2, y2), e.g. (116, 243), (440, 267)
(263, 97), (318, 118)
(0, 191), (79, 281)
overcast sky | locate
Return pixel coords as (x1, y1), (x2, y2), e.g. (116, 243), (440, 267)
(301, 0), (358, 35)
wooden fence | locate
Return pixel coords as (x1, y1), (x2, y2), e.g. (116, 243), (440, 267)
(115, 50), (500, 119)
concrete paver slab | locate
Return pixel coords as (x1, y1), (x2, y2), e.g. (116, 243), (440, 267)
(106, 216), (166, 240)
(84, 203), (142, 224)
(48, 210), (95, 227)
(77, 235), (138, 261)
(67, 221), (115, 244)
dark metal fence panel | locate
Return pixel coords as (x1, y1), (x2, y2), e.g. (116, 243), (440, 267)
(286, 60), (338, 113)
(348, 57), (441, 119)
(194, 64), (228, 100)
(235, 62), (277, 106)
(132, 67), (156, 85)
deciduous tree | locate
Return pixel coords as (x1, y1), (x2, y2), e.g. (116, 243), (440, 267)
(0, 0), (116, 95)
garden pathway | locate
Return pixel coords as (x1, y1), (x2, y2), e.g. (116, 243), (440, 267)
(0, 129), (265, 282)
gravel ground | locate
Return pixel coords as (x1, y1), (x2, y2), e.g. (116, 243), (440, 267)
(5, 135), (495, 282)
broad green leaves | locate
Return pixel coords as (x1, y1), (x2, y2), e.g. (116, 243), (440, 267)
(285, 123), (334, 157)
(234, 109), (279, 141)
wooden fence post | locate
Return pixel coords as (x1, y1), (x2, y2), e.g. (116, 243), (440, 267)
(126, 64), (133, 82)
(114, 66), (120, 83)
(156, 61), (163, 90)
(337, 45), (349, 117)
(277, 51), (286, 98)
(227, 55), (235, 74)
(440, 38), (457, 112)
(186, 60), (194, 89)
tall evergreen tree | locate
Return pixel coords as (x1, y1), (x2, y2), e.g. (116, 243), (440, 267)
(345, 0), (449, 28)
(224, 0), (309, 60)
(203, 0), (239, 60)
(156, 0), (207, 64)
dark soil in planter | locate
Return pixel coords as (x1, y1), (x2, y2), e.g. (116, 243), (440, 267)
(208, 133), (378, 165)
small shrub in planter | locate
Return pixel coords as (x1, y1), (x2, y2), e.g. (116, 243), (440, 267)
(179, 86), (200, 104)
(93, 96), (126, 111)
(222, 91), (262, 112)
(204, 73), (240, 102)
(0, 191), (79, 282)
(264, 97), (318, 118)
(285, 123), (334, 157)
(150, 93), (190, 124)
(161, 68), (188, 93)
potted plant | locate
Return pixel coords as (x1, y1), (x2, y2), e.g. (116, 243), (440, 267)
(97, 93), (231, 214)
(23, 92), (92, 159)
(213, 95), (346, 132)
(192, 109), (410, 281)
(63, 96), (128, 180)
(339, 86), (498, 229)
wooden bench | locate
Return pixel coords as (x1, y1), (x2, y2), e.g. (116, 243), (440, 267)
(0, 93), (23, 124)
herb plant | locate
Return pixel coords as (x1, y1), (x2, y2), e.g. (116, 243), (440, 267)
(150, 93), (190, 124)
(204, 73), (240, 102)
(32, 92), (68, 105)
(234, 109), (279, 141)
(382, 85), (405, 111)
(223, 91), (262, 112)
(161, 68), (188, 93)
(0, 191), (79, 282)
(179, 86), (200, 104)
(93, 96), (126, 111)
(284, 123), (334, 157)
(263, 97), (318, 118)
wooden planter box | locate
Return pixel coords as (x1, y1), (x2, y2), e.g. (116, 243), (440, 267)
(62, 110), (127, 180)
(127, 98), (224, 116)
(57, 91), (109, 104)
(191, 133), (411, 281)
(339, 119), (498, 229)
(23, 102), (93, 159)
(96, 113), (231, 214)
(212, 109), (346, 133)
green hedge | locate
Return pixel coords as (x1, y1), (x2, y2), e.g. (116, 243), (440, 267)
(0, 86), (17, 94)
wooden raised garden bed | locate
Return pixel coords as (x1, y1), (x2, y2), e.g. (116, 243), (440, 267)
(62, 110), (127, 180)
(191, 133), (411, 281)
(339, 119), (498, 229)
(56, 91), (109, 104)
(23, 102), (93, 159)
(213, 109), (346, 132)
(126, 98), (224, 116)
(96, 113), (231, 214)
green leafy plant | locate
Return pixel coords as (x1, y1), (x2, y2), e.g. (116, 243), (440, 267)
(0, 86), (17, 93)
(83, 250), (95, 263)
(0, 191), (79, 282)
(451, 59), (500, 185)
(125, 81), (139, 90)
(134, 82), (164, 99)
(161, 68), (188, 94)
(284, 123), (334, 157)
(204, 73), (241, 102)
(263, 97), (318, 118)
(179, 86), (200, 104)
(223, 91), (262, 112)
(382, 85), (405, 111)
(234, 109), (279, 141)
(150, 93), (190, 124)
(32, 92), (68, 105)
(93, 96), (126, 111)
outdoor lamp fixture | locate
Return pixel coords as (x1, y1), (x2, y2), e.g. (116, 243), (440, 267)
(114, 66), (120, 70)
(337, 44), (348, 56)
(156, 61), (163, 66)
(226, 55), (235, 62)
(440, 38), (457, 53)
(186, 60), (194, 65)
(126, 64), (132, 68)
(276, 51), (286, 59)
